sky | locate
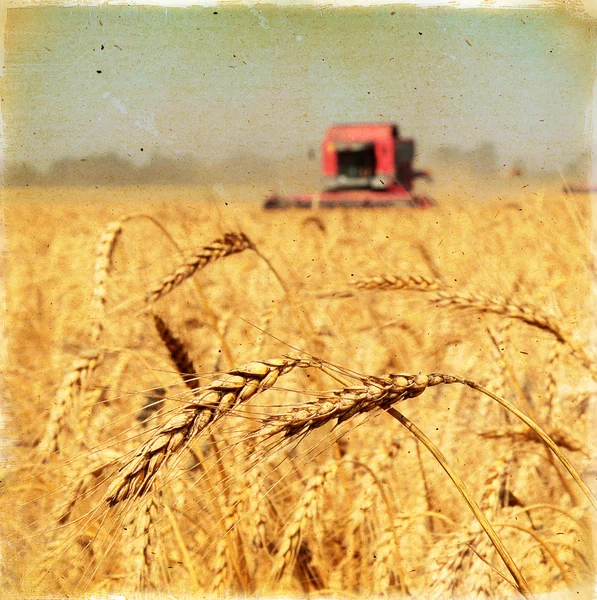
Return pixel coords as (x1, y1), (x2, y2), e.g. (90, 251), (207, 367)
(1, 3), (596, 184)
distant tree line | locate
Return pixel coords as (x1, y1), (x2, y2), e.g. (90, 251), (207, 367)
(431, 142), (590, 181)
(4, 143), (590, 187)
(4, 151), (301, 187)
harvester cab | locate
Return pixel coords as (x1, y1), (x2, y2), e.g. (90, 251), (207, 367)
(323, 123), (423, 191)
(264, 123), (434, 209)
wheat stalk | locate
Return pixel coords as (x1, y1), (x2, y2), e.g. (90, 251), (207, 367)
(390, 408), (532, 599)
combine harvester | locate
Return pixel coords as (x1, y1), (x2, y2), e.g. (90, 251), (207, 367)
(264, 123), (434, 209)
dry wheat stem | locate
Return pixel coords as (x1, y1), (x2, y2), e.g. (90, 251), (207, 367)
(145, 232), (254, 304)
(456, 377), (597, 510)
(105, 357), (311, 506)
(496, 523), (572, 587)
(386, 407), (533, 599)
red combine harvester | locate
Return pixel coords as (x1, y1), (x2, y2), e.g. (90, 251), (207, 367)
(264, 123), (434, 209)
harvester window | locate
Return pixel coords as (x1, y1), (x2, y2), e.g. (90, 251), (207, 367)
(337, 144), (376, 179)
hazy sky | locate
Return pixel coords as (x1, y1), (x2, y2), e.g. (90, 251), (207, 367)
(2, 4), (596, 176)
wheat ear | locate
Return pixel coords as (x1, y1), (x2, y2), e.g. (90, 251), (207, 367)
(467, 449), (517, 599)
(106, 357), (311, 506)
(258, 372), (435, 439)
(545, 341), (562, 423)
(479, 425), (585, 453)
(90, 220), (123, 343)
(351, 275), (597, 378)
(153, 314), (199, 390)
(351, 274), (444, 291)
(38, 351), (104, 456)
(257, 368), (595, 509)
(211, 536), (231, 595)
(433, 290), (597, 374)
(211, 487), (249, 594)
(131, 490), (162, 591)
(270, 461), (337, 583)
(90, 213), (183, 343)
(145, 232), (254, 304)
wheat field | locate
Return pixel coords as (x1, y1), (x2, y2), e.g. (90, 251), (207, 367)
(1, 184), (596, 598)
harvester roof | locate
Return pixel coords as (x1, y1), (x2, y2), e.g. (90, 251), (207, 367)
(325, 123), (398, 143)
